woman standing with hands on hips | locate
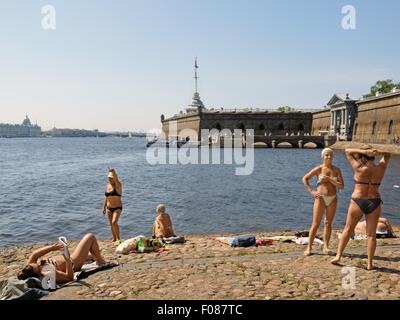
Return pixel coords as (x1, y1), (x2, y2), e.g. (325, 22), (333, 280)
(103, 167), (123, 243)
(302, 148), (344, 256)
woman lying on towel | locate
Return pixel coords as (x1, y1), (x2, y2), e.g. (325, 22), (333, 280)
(17, 233), (107, 284)
(355, 218), (396, 238)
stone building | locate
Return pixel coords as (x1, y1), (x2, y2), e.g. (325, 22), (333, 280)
(352, 89), (400, 144)
(311, 93), (357, 140)
(311, 109), (331, 136)
(0, 115), (42, 138)
(161, 62), (312, 142)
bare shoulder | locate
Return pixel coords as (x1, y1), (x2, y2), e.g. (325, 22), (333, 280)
(332, 165), (342, 173)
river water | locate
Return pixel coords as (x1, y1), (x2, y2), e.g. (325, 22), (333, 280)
(0, 137), (399, 247)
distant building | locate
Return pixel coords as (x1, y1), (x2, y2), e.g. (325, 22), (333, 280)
(0, 115), (42, 138)
(161, 61), (312, 142)
(353, 89), (400, 144)
(311, 93), (357, 140)
(312, 89), (400, 144)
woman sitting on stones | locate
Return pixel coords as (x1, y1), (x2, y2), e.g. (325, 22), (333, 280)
(152, 204), (176, 241)
(302, 148), (344, 256)
(17, 233), (107, 284)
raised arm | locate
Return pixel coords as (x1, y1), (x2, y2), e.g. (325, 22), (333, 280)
(345, 148), (375, 170)
(302, 166), (321, 198)
(109, 168), (122, 191)
(27, 242), (63, 264)
(378, 151), (391, 170)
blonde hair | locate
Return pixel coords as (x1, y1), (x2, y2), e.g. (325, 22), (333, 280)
(321, 148), (333, 159)
(360, 144), (373, 150)
(156, 204), (166, 214)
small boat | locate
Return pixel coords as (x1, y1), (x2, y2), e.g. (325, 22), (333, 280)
(146, 136), (159, 147)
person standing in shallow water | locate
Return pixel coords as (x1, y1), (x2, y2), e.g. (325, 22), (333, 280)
(103, 168), (122, 242)
(302, 148), (344, 256)
(331, 146), (391, 270)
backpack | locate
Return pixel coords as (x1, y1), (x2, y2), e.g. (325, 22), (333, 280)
(231, 235), (256, 247)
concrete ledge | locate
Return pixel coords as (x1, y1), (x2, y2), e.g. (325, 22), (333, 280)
(331, 141), (400, 155)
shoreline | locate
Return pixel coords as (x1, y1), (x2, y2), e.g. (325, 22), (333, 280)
(330, 141), (400, 155)
(1, 227), (399, 300)
(1, 224), (399, 249)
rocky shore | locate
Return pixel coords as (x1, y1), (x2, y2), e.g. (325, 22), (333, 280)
(330, 141), (400, 155)
(1, 227), (399, 300)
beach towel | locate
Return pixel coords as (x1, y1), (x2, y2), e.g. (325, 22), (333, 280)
(216, 237), (236, 246)
(163, 236), (185, 244)
(264, 236), (297, 243)
(339, 230), (394, 241)
(255, 239), (274, 246)
(73, 261), (119, 280)
(0, 277), (49, 300)
(295, 237), (324, 246)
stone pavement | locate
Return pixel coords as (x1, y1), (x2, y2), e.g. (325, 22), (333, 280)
(1, 229), (399, 300)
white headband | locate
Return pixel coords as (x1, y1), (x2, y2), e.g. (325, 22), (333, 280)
(321, 148), (333, 159)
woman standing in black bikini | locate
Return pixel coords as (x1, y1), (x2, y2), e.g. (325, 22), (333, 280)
(103, 168), (123, 242)
(331, 146), (391, 270)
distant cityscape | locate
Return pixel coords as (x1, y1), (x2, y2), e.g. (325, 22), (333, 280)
(0, 116), (147, 138)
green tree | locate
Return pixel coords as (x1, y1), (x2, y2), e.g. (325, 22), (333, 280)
(364, 79), (400, 98)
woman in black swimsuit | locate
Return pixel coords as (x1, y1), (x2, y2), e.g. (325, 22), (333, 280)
(103, 168), (123, 242)
(331, 146), (391, 270)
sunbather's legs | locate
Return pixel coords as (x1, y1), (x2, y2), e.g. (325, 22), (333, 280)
(323, 197), (337, 253)
(304, 197), (325, 256)
(365, 206), (381, 270)
(71, 233), (106, 270)
(331, 202), (363, 265)
(111, 210), (121, 241)
(106, 211), (117, 241)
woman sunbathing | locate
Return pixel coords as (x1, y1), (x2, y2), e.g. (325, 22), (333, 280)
(17, 233), (107, 284)
(354, 217), (396, 238)
(152, 204), (176, 241)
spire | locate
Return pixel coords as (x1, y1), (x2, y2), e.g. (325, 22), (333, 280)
(185, 57), (204, 112)
(194, 57), (199, 93)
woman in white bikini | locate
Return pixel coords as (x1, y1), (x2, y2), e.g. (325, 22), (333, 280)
(302, 148), (344, 256)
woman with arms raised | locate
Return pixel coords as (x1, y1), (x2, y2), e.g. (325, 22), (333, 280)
(103, 168), (123, 242)
(331, 146), (390, 270)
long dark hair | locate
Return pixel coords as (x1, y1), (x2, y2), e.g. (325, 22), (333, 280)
(17, 265), (40, 280)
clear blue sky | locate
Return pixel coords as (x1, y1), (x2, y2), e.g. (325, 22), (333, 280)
(0, 0), (399, 131)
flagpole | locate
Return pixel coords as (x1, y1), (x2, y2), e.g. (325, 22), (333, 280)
(194, 57), (198, 93)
